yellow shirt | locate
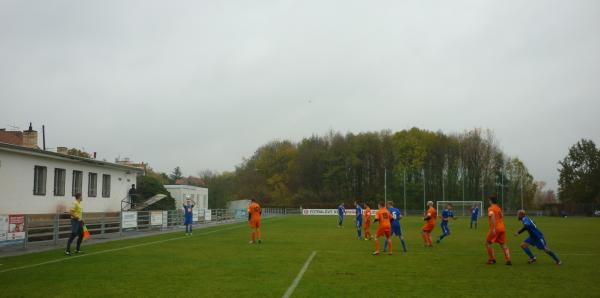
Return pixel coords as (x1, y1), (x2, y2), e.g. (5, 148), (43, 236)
(70, 200), (83, 220)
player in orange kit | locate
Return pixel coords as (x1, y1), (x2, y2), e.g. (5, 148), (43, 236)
(364, 203), (372, 240)
(421, 201), (436, 247)
(248, 198), (262, 244)
(372, 202), (392, 256)
(486, 196), (511, 265)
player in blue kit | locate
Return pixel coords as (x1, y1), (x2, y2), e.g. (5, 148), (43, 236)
(470, 204), (479, 229)
(355, 201), (363, 239)
(437, 204), (456, 243)
(383, 201), (407, 252)
(515, 210), (561, 265)
(337, 203), (345, 228)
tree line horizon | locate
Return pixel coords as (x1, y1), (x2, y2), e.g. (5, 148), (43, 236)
(189, 127), (541, 211)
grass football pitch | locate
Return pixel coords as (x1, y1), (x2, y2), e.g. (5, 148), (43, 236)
(1, 215), (599, 297)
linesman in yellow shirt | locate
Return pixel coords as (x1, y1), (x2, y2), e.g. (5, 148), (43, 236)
(65, 193), (84, 255)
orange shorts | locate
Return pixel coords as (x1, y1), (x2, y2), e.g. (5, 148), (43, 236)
(249, 219), (260, 228)
(376, 227), (391, 238)
(486, 230), (506, 244)
(422, 223), (434, 232)
(365, 221), (371, 229)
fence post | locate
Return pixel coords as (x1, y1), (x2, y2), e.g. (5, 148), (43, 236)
(24, 215), (28, 248)
(101, 213), (105, 235)
(119, 211), (123, 237)
(54, 213), (59, 245)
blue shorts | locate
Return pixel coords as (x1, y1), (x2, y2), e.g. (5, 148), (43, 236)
(441, 222), (450, 235)
(391, 224), (402, 236)
(184, 215), (193, 225)
(356, 220), (363, 228)
(471, 216), (478, 222)
(525, 237), (547, 250)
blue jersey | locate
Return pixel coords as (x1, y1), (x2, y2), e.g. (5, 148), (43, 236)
(521, 216), (544, 240)
(442, 209), (454, 221)
(471, 207), (479, 219)
(356, 206), (363, 222)
(389, 207), (401, 226)
(338, 205), (345, 216)
(183, 204), (194, 224)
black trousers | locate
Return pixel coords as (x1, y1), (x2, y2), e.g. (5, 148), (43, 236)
(66, 219), (83, 252)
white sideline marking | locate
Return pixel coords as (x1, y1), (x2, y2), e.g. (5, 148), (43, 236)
(0, 217), (286, 274)
(282, 251), (317, 298)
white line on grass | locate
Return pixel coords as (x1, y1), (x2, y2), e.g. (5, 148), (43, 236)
(282, 251), (317, 298)
(0, 217), (285, 274)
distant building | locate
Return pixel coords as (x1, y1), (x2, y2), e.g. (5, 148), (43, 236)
(0, 142), (144, 214)
(164, 185), (208, 210)
(0, 123), (38, 149)
(115, 157), (147, 171)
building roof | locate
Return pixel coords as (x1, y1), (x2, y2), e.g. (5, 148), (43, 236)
(164, 184), (207, 190)
(0, 142), (144, 174)
(0, 130), (23, 146)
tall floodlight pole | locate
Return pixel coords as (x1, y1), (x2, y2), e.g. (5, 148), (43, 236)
(462, 166), (465, 216)
(403, 168), (407, 216)
(481, 170), (485, 202)
(520, 169), (524, 210)
(442, 168), (445, 202)
(422, 168), (426, 214)
(384, 168), (387, 206)
(501, 165), (504, 212)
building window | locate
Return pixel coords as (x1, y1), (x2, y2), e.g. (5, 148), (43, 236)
(72, 170), (83, 196)
(102, 174), (111, 198)
(33, 166), (47, 195)
(88, 173), (97, 197)
(54, 168), (66, 196)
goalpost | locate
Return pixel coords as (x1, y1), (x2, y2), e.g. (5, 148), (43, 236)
(436, 201), (484, 218)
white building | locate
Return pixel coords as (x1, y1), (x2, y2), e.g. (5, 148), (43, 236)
(0, 142), (144, 214)
(164, 185), (208, 210)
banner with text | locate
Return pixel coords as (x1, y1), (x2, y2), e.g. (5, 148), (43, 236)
(150, 211), (163, 226)
(0, 214), (26, 245)
(302, 209), (368, 216)
(122, 211), (138, 229)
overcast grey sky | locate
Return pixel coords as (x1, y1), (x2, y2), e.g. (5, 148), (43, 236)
(1, 1), (599, 191)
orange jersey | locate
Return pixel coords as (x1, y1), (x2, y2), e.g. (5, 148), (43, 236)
(364, 207), (372, 222)
(426, 207), (436, 226)
(248, 202), (261, 221)
(487, 204), (505, 232)
(376, 207), (391, 229)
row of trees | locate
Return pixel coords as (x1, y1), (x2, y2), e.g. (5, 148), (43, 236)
(200, 128), (537, 211)
(558, 139), (600, 213)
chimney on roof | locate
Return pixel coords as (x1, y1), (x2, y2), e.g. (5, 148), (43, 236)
(22, 122), (39, 149)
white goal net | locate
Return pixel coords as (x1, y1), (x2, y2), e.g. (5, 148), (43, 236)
(436, 201), (483, 218)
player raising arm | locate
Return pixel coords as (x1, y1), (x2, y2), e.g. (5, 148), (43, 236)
(486, 196), (511, 265)
(372, 202), (392, 256)
(515, 210), (561, 265)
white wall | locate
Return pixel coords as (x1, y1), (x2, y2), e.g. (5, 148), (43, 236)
(164, 186), (208, 210)
(0, 150), (138, 214)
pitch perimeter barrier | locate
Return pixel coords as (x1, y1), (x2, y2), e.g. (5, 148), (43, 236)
(0, 208), (262, 249)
